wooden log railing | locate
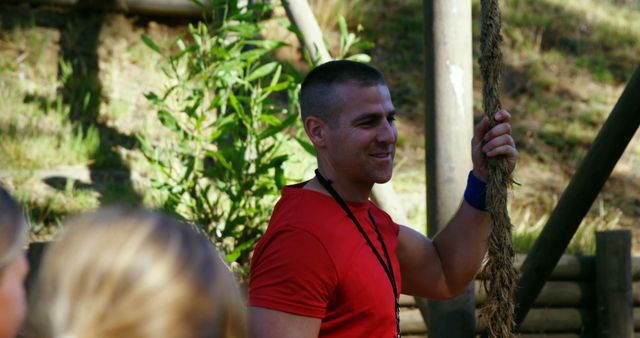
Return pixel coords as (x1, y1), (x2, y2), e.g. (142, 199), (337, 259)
(399, 244), (638, 337)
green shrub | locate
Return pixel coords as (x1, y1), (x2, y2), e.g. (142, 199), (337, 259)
(138, 0), (373, 279)
(139, 0), (299, 279)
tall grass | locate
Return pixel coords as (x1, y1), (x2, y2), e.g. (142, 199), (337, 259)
(511, 196), (624, 255)
(0, 84), (100, 170)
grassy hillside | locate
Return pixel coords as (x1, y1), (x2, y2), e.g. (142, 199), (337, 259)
(0, 0), (638, 253)
(484, 0), (639, 253)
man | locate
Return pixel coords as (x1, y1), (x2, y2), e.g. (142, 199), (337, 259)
(248, 60), (518, 337)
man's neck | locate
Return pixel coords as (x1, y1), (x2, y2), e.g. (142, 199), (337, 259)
(304, 172), (372, 204)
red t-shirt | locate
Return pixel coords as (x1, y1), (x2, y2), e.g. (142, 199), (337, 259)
(249, 183), (401, 337)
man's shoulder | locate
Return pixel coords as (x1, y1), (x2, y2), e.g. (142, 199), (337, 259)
(271, 184), (341, 224)
(366, 200), (400, 236)
(264, 188), (357, 248)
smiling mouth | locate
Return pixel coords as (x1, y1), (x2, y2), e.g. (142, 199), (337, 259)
(370, 152), (393, 159)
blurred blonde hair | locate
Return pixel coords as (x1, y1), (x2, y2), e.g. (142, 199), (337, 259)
(0, 186), (27, 274)
(26, 207), (245, 338)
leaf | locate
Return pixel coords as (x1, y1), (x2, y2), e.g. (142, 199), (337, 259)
(225, 238), (257, 263)
(295, 136), (317, 156)
(145, 91), (163, 105)
(258, 114), (282, 126)
(162, 85), (177, 101)
(275, 165), (286, 189)
(343, 33), (356, 55)
(136, 133), (153, 160)
(158, 110), (181, 132)
(209, 115), (236, 142)
(223, 21), (260, 38)
(247, 62), (278, 82)
(347, 54), (372, 63)
(170, 44), (198, 62)
(141, 34), (162, 55)
(228, 91), (247, 121)
(239, 48), (269, 62)
(258, 113), (297, 140)
(246, 39), (287, 52)
(267, 154), (288, 168)
(302, 47), (314, 67)
(177, 141), (195, 156)
(184, 91), (203, 117)
(263, 81), (290, 92)
(176, 38), (186, 51)
(357, 41), (375, 50)
(207, 150), (232, 171)
(338, 15), (348, 40)
(183, 157), (196, 183)
(269, 64), (282, 88)
(170, 185), (183, 194)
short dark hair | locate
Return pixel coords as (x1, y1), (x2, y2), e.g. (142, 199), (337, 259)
(300, 60), (387, 125)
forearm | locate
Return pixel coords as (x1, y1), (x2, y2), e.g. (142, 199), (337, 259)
(400, 109), (517, 299)
(432, 201), (491, 295)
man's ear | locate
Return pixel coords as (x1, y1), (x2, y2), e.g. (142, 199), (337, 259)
(304, 116), (327, 148)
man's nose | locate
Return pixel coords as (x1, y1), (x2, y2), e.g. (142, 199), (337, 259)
(377, 120), (397, 144)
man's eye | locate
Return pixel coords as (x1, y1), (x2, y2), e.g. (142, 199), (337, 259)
(359, 120), (376, 127)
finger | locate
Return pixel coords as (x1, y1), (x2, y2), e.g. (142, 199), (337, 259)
(483, 123), (512, 142)
(482, 135), (515, 153)
(494, 109), (512, 122)
(484, 144), (518, 159)
(473, 116), (491, 144)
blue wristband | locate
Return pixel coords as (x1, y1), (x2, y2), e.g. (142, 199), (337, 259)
(464, 171), (487, 211)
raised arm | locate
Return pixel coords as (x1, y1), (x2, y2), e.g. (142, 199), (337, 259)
(397, 109), (518, 299)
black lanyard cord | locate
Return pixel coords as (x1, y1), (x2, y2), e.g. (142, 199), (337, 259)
(314, 169), (401, 338)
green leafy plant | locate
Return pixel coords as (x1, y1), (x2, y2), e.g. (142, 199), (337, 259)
(336, 15), (372, 62)
(138, 0), (299, 278)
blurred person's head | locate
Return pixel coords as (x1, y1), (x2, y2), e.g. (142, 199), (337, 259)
(0, 186), (29, 338)
(27, 207), (245, 338)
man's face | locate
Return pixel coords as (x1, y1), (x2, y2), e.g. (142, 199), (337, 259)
(0, 253), (28, 338)
(323, 83), (397, 186)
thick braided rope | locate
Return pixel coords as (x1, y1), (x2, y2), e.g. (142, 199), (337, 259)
(479, 0), (518, 337)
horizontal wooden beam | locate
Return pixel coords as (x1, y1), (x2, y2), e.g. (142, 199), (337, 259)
(401, 307), (640, 335)
(477, 254), (640, 281)
(403, 281), (640, 308)
(476, 281), (595, 306)
(14, 0), (208, 17)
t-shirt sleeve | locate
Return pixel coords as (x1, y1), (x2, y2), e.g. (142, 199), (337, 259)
(248, 226), (338, 318)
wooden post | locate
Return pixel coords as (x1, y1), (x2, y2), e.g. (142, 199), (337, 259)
(281, 0), (332, 64)
(514, 66), (640, 329)
(422, 0), (475, 336)
(596, 230), (633, 338)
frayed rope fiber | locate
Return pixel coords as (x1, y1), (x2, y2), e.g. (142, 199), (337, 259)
(479, 0), (518, 337)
